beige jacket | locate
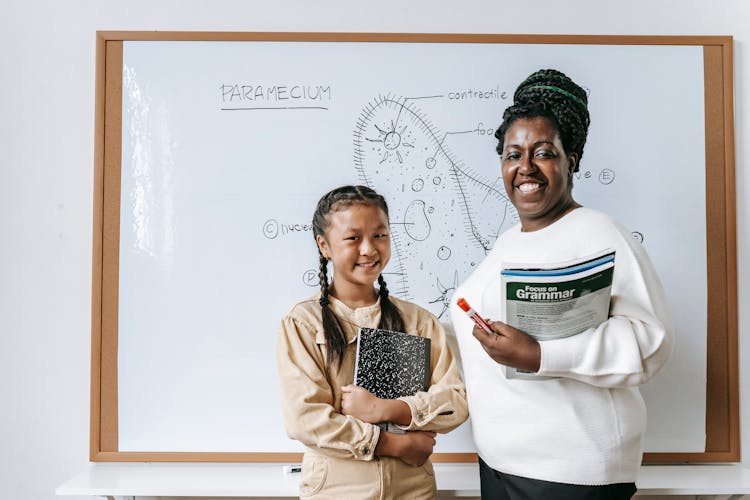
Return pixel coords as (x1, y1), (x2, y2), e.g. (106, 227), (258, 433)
(276, 293), (468, 498)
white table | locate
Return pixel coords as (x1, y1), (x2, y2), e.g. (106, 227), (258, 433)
(57, 463), (750, 499)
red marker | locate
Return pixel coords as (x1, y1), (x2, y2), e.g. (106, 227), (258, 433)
(456, 298), (494, 335)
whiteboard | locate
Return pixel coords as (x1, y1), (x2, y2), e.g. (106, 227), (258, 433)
(114, 39), (707, 454)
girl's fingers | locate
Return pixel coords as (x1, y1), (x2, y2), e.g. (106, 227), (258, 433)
(341, 384), (364, 393)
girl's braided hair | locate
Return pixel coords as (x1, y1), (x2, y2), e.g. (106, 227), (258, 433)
(495, 69), (590, 172)
(312, 185), (405, 369)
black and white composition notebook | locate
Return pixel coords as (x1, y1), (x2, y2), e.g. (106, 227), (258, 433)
(354, 327), (431, 400)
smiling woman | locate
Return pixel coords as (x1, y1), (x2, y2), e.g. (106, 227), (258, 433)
(450, 69), (675, 499)
(496, 69), (591, 233)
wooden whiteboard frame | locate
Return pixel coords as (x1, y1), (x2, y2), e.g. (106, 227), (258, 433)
(91, 32), (737, 463)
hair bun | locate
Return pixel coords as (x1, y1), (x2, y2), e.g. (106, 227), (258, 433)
(514, 69), (589, 109)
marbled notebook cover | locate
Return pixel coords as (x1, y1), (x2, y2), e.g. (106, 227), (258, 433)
(354, 327), (431, 400)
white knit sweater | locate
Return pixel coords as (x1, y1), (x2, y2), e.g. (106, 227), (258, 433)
(449, 207), (674, 485)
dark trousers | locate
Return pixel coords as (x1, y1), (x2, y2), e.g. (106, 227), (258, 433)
(478, 457), (637, 500)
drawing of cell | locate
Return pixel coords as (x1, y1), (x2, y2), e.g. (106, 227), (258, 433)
(353, 94), (517, 317)
(403, 200), (431, 241)
(437, 246), (451, 260)
(367, 118), (415, 164)
(383, 131), (402, 151)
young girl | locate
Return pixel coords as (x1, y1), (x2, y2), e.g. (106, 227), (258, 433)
(276, 185), (468, 499)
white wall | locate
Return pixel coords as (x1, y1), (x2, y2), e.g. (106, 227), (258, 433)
(0, 1), (747, 499)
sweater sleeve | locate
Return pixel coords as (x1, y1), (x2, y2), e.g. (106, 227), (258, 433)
(396, 311), (469, 433)
(276, 313), (380, 460)
(536, 230), (675, 388)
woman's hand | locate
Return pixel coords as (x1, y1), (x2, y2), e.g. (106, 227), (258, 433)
(472, 321), (541, 372)
(375, 430), (436, 467)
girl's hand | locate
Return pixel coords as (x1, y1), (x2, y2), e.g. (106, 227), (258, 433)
(341, 385), (413, 425)
(340, 385), (382, 423)
(375, 430), (436, 467)
(399, 431), (437, 466)
(472, 320), (541, 372)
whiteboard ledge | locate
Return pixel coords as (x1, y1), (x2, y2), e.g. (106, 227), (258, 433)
(57, 462), (750, 496)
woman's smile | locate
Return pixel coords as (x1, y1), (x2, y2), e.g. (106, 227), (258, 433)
(516, 181), (543, 194)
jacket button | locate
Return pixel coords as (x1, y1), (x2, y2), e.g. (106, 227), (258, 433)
(362, 446), (369, 455)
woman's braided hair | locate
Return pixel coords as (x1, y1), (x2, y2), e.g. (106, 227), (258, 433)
(312, 185), (405, 369)
(495, 69), (590, 172)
